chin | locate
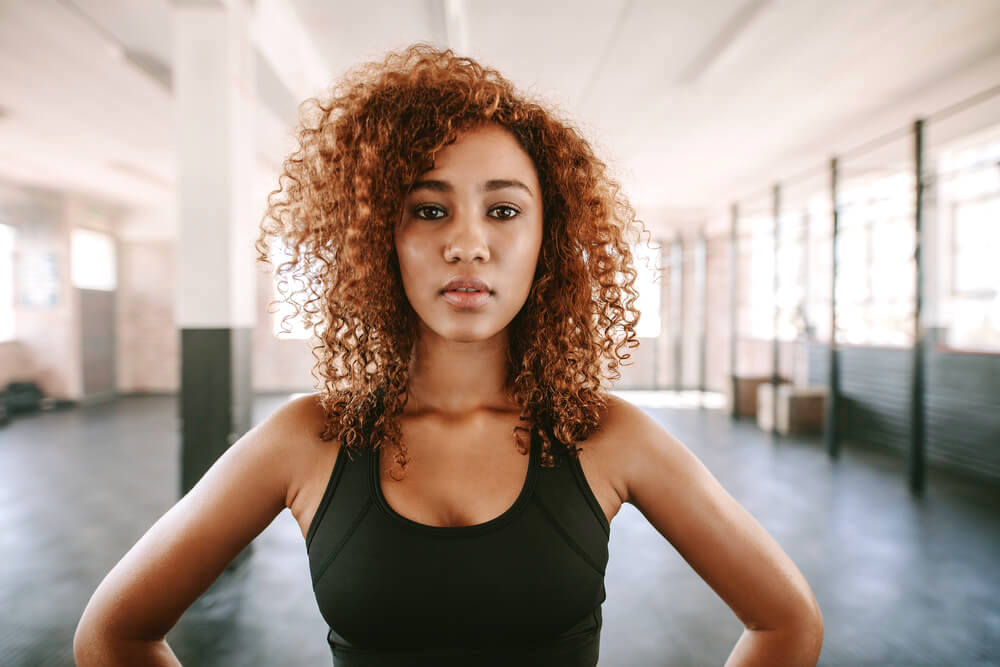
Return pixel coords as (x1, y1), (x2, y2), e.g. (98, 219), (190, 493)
(443, 324), (499, 342)
(419, 317), (502, 343)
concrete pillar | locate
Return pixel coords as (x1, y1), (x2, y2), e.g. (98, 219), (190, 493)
(171, 0), (256, 497)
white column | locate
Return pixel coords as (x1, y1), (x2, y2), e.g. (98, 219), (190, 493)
(171, 0), (256, 500)
(173, 0), (255, 330)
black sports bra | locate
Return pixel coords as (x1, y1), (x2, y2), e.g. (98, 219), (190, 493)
(304, 422), (612, 666)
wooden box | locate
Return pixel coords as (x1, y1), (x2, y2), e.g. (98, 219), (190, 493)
(757, 383), (827, 435)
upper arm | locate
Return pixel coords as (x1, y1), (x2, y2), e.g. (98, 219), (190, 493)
(76, 394), (321, 645)
(610, 396), (822, 633)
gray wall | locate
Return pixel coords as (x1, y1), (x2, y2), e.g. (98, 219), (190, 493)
(79, 288), (116, 401)
(808, 341), (1000, 483)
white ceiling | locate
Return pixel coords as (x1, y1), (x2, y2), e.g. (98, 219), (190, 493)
(1, 0), (999, 237)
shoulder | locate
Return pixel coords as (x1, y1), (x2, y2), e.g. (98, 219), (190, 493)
(248, 393), (339, 507)
(597, 392), (655, 435)
(589, 392), (693, 506)
(263, 392), (330, 435)
(593, 392), (671, 451)
(250, 393), (331, 455)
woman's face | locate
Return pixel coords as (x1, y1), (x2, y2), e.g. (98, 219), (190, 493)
(395, 123), (544, 343)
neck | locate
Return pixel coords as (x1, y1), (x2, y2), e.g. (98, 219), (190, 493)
(404, 323), (517, 417)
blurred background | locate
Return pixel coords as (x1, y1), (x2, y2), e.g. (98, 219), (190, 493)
(1, 1), (999, 665)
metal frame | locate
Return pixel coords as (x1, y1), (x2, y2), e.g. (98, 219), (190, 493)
(909, 119), (927, 495)
(729, 203), (740, 417)
(825, 158), (842, 459)
(696, 229), (708, 399)
(671, 234), (684, 391)
(771, 184), (781, 434)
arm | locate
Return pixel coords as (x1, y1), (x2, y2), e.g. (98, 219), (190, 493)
(73, 394), (321, 666)
(610, 397), (824, 666)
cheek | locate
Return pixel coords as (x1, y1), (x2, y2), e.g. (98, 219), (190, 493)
(513, 225), (543, 274)
(394, 233), (417, 273)
(394, 234), (431, 292)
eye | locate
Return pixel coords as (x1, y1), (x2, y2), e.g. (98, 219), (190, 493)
(489, 204), (520, 220)
(413, 204), (446, 220)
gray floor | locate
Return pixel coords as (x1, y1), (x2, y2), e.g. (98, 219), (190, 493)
(1, 394), (997, 666)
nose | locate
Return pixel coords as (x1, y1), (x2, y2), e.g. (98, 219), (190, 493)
(443, 210), (490, 263)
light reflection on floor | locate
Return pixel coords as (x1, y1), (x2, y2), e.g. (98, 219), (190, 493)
(612, 389), (726, 410)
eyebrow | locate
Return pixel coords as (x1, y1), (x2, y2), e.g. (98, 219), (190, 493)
(408, 179), (534, 198)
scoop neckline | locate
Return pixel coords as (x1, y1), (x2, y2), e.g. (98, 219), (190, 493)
(369, 427), (540, 537)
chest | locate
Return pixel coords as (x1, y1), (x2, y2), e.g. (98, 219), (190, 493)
(292, 414), (622, 542)
(379, 418), (539, 528)
(305, 421), (612, 652)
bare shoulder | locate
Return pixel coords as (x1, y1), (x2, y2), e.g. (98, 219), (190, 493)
(257, 392), (330, 445)
(258, 393), (340, 508)
(258, 391), (329, 437)
(589, 392), (691, 507)
(560, 392), (672, 522)
(596, 392), (659, 437)
(262, 394), (346, 539)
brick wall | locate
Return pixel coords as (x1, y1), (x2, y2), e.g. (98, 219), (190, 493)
(117, 240), (178, 393)
(0, 183), (80, 400)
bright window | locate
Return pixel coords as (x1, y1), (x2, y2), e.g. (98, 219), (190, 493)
(776, 210), (807, 340)
(939, 133), (1000, 351)
(71, 228), (117, 291)
(806, 194), (833, 342)
(749, 216), (775, 339)
(0, 223), (14, 342)
(747, 209), (811, 342)
(632, 240), (663, 338)
(270, 240), (316, 340)
(834, 172), (915, 346)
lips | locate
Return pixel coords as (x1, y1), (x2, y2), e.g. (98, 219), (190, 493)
(440, 277), (492, 294)
(440, 276), (492, 309)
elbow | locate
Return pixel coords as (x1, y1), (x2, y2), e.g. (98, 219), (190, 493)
(794, 597), (825, 664)
(74, 602), (118, 667)
(810, 608), (825, 658)
(73, 616), (101, 667)
(74, 600), (117, 666)
(761, 594), (825, 664)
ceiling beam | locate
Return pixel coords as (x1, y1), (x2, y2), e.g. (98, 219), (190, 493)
(429, 0), (469, 53)
(576, 0), (635, 108)
(249, 0), (331, 101)
(676, 0), (772, 85)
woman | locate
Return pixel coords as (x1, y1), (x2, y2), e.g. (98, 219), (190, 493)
(75, 44), (823, 666)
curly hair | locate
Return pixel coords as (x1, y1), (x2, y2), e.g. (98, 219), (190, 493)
(255, 43), (649, 478)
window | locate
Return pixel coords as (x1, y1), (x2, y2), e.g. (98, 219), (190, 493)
(71, 228), (117, 291)
(0, 223), (14, 342)
(270, 240), (314, 340)
(746, 208), (811, 342)
(939, 134), (1000, 351)
(834, 172), (915, 346)
(776, 209), (807, 341)
(806, 194), (833, 342)
(631, 240), (663, 338)
(748, 215), (775, 339)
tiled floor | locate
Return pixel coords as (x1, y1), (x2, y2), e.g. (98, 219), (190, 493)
(1, 393), (997, 666)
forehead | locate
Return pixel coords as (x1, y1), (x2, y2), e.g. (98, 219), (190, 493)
(421, 124), (537, 182)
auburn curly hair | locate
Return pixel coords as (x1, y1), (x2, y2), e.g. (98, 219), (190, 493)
(255, 43), (649, 478)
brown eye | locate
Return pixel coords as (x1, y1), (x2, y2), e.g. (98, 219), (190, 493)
(490, 205), (520, 220)
(414, 204), (446, 220)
